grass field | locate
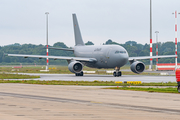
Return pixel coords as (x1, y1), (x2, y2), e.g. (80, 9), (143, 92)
(0, 73), (40, 79)
(106, 87), (179, 93)
(0, 65), (161, 76)
(0, 80), (177, 86)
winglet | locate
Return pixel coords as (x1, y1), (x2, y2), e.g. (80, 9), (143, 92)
(72, 14), (85, 46)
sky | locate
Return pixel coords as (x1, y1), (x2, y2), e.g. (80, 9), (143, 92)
(0, 0), (180, 47)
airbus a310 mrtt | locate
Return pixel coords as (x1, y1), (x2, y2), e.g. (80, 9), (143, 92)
(8, 14), (177, 77)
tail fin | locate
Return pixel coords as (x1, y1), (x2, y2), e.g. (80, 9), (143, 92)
(72, 14), (85, 46)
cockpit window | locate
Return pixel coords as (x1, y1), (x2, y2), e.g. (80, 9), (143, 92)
(115, 51), (126, 54)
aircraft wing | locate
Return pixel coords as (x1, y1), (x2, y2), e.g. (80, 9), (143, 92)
(7, 54), (97, 62)
(129, 55), (177, 61)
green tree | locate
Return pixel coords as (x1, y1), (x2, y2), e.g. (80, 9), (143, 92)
(85, 41), (94, 45)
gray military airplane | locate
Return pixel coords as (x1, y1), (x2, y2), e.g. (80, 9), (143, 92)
(8, 14), (177, 77)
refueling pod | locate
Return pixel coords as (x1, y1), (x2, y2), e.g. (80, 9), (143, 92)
(68, 61), (83, 73)
(130, 61), (145, 74)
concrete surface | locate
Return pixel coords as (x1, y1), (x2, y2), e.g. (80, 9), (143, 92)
(0, 84), (180, 120)
(12, 73), (177, 83)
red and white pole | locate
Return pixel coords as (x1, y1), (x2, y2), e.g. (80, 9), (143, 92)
(45, 12), (49, 70)
(150, 0), (153, 70)
(175, 11), (178, 70)
(173, 11), (178, 70)
(150, 38), (153, 69)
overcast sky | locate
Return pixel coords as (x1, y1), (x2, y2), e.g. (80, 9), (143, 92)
(0, 0), (180, 47)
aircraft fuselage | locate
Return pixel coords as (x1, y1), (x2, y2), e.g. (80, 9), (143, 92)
(74, 45), (129, 68)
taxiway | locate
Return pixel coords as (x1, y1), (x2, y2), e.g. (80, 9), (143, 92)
(16, 73), (176, 83)
(0, 84), (179, 120)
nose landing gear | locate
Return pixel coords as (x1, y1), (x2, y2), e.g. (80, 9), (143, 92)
(113, 67), (122, 77)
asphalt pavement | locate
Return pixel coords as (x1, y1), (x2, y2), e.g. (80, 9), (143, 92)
(10, 73), (177, 83)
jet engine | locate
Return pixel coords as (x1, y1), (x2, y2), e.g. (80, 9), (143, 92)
(68, 61), (83, 73)
(130, 61), (145, 74)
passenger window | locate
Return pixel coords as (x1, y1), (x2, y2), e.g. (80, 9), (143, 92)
(115, 51), (119, 54)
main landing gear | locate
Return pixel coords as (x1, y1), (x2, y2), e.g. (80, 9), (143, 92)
(113, 67), (122, 77)
(75, 71), (83, 76)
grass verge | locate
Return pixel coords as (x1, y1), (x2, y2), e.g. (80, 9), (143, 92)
(0, 80), (177, 86)
(0, 66), (161, 75)
(0, 80), (178, 93)
(0, 73), (40, 79)
(106, 87), (178, 93)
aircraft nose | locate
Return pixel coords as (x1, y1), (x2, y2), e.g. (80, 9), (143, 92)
(120, 54), (129, 65)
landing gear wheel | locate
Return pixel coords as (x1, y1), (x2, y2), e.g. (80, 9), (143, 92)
(75, 71), (84, 76)
(113, 71), (122, 77)
(118, 71), (122, 76)
(80, 71), (83, 76)
(113, 67), (122, 77)
(113, 72), (117, 77)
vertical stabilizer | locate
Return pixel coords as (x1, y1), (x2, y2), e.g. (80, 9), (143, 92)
(72, 14), (85, 46)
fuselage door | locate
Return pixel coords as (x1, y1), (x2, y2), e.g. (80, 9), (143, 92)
(106, 48), (112, 58)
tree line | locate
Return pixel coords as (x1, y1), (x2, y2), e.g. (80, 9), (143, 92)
(0, 40), (179, 65)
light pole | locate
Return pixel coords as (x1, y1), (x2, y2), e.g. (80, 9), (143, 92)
(172, 11), (180, 70)
(150, 0), (153, 70)
(45, 12), (49, 70)
(155, 31), (159, 70)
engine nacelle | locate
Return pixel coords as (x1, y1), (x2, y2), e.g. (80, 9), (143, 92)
(68, 61), (83, 73)
(130, 61), (145, 74)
